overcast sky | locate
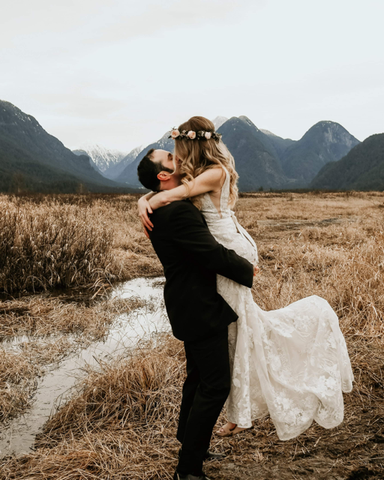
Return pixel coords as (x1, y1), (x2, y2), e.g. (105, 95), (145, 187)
(1, 0), (383, 152)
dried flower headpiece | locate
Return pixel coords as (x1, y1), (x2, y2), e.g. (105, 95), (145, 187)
(169, 128), (222, 141)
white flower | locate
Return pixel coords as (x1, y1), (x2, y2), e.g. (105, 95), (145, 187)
(171, 129), (180, 139)
(187, 130), (196, 139)
(205, 132), (212, 139)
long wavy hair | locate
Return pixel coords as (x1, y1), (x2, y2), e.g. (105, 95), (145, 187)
(175, 116), (238, 208)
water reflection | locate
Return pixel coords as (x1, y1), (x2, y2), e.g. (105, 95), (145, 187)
(0, 277), (167, 457)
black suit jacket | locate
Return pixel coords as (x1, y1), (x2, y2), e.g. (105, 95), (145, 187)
(149, 200), (254, 342)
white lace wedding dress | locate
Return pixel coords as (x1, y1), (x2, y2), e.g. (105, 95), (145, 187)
(201, 170), (354, 441)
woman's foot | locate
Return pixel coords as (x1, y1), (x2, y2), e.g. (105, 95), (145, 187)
(216, 422), (250, 437)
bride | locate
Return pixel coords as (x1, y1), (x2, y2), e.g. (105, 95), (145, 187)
(138, 116), (354, 441)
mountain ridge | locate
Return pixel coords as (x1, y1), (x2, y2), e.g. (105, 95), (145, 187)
(115, 116), (361, 191)
(0, 100), (366, 193)
(280, 121), (360, 182)
(310, 133), (384, 191)
(0, 100), (138, 193)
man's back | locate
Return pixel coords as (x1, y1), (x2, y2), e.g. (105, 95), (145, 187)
(149, 200), (253, 341)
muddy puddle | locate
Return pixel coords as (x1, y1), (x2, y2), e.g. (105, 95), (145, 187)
(0, 277), (168, 457)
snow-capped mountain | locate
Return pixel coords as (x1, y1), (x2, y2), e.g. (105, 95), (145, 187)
(73, 144), (128, 179)
(0, 100), (135, 192)
(117, 131), (174, 185)
(107, 145), (144, 180)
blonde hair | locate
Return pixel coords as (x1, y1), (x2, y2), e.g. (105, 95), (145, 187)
(175, 116), (238, 208)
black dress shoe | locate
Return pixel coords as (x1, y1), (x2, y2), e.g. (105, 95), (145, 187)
(204, 450), (226, 461)
(173, 473), (211, 480)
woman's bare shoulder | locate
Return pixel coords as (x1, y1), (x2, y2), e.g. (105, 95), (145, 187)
(196, 167), (226, 185)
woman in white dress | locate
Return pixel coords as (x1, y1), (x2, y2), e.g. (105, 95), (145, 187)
(138, 116), (353, 441)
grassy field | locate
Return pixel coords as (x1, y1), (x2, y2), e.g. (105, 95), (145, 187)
(0, 191), (383, 479)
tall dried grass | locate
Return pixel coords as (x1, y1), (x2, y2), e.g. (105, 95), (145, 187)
(0, 198), (114, 293)
(0, 192), (383, 479)
(0, 194), (162, 294)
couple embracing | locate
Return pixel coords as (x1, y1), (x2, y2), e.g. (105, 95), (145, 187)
(137, 116), (353, 480)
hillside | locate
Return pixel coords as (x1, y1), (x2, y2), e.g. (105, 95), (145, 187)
(310, 133), (384, 190)
(73, 144), (132, 180)
(0, 101), (134, 193)
(116, 133), (174, 186)
(105, 145), (143, 180)
(1, 99), (362, 193)
(281, 121), (360, 182)
(218, 116), (294, 191)
(117, 116), (298, 191)
(116, 117), (360, 191)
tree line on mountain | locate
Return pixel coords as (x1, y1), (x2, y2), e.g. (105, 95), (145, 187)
(1, 99), (383, 193)
(116, 116), (363, 191)
(0, 100), (139, 194)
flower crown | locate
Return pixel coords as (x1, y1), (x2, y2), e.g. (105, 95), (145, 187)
(169, 128), (222, 141)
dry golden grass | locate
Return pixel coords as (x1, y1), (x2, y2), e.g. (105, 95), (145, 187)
(0, 295), (145, 339)
(0, 349), (39, 422)
(0, 191), (383, 479)
(0, 295), (146, 423)
(0, 194), (161, 295)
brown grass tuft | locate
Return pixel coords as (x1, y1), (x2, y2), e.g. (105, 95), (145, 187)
(0, 349), (39, 422)
(0, 193), (162, 294)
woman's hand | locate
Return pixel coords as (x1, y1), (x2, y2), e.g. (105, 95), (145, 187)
(138, 195), (154, 232)
(253, 265), (260, 276)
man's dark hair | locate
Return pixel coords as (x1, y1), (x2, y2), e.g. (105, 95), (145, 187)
(137, 149), (173, 191)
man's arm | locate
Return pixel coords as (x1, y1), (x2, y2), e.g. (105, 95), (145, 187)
(170, 202), (254, 288)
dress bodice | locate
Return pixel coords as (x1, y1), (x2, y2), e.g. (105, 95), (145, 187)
(200, 168), (258, 265)
(200, 166), (233, 222)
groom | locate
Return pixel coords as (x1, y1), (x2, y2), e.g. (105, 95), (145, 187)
(137, 149), (254, 480)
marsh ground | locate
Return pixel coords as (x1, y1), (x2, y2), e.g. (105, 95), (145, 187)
(0, 191), (383, 479)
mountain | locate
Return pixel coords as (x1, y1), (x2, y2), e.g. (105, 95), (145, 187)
(212, 116), (228, 130)
(73, 144), (128, 179)
(116, 117), (359, 192)
(0, 100), (137, 193)
(280, 121), (360, 183)
(106, 115), (361, 192)
(115, 117), (293, 191)
(310, 133), (384, 191)
(218, 116), (296, 191)
(260, 129), (295, 160)
(72, 144), (142, 181)
(116, 132), (174, 187)
(108, 145), (143, 180)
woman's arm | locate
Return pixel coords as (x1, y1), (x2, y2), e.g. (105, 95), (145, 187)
(138, 191), (157, 232)
(138, 168), (225, 232)
(149, 167), (224, 210)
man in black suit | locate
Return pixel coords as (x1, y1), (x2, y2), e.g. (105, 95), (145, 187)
(137, 149), (254, 480)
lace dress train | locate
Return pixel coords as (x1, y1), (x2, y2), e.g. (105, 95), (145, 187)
(201, 171), (354, 441)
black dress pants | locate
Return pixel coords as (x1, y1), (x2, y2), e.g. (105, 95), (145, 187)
(176, 326), (231, 476)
